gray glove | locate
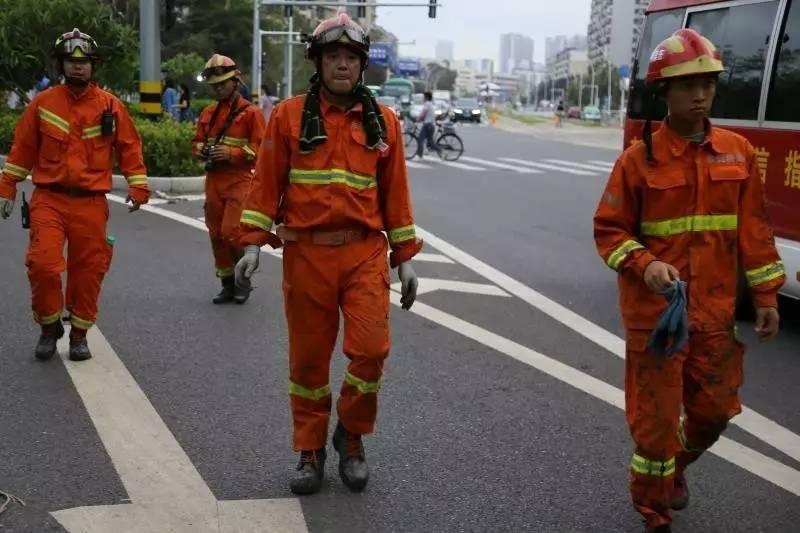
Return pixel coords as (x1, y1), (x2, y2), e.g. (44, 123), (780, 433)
(398, 262), (418, 310)
(235, 245), (261, 288)
(0, 197), (14, 220)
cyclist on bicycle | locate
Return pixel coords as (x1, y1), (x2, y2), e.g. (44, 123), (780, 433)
(416, 91), (441, 159)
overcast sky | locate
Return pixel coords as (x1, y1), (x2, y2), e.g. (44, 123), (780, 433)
(375, 0), (591, 63)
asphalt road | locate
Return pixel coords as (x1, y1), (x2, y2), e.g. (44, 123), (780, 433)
(0, 122), (798, 533)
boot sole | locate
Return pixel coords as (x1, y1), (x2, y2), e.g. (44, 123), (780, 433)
(69, 353), (93, 362)
(289, 479), (323, 495)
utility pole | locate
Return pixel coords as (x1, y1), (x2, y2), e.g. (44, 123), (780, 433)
(285, 13), (294, 98)
(578, 71), (582, 109)
(139, 0), (161, 117)
(252, 0), (261, 100)
(605, 44), (612, 114)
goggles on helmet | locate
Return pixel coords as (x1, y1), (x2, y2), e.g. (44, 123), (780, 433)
(313, 25), (369, 51)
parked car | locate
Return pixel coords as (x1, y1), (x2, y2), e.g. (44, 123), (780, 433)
(567, 106), (582, 119)
(582, 105), (602, 122)
(452, 98), (482, 122)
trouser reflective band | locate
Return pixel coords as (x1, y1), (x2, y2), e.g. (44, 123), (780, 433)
(35, 311), (62, 325)
(289, 381), (332, 401)
(70, 314), (94, 330)
(344, 370), (381, 394)
(631, 453), (676, 476)
(678, 418), (706, 453)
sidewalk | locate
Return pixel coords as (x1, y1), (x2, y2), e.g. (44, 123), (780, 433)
(492, 114), (624, 152)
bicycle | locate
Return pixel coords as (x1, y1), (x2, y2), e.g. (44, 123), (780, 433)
(403, 118), (464, 162)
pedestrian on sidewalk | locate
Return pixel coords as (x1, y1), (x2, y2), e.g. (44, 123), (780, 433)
(593, 29), (785, 533)
(234, 11), (421, 496)
(0, 28), (150, 362)
(192, 54), (266, 304)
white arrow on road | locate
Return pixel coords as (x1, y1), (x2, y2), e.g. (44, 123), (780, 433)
(391, 278), (510, 297)
(52, 327), (308, 533)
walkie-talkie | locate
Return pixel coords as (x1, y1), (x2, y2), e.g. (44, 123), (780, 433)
(21, 191), (30, 229)
(101, 102), (114, 137)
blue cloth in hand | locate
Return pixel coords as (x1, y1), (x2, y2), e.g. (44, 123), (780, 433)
(647, 280), (689, 358)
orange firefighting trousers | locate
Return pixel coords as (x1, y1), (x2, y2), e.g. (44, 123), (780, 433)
(26, 188), (112, 330)
(284, 232), (391, 451)
(625, 330), (743, 527)
(205, 175), (249, 278)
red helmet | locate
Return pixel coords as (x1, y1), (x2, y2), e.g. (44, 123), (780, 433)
(306, 11), (370, 66)
(202, 54), (240, 84)
(646, 28), (724, 84)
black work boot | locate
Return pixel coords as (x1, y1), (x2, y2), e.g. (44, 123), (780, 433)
(34, 320), (65, 361)
(645, 523), (672, 533)
(332, 422), (369, 492)
(212, 276), (235, 304)
(69, 328), (92, 361)
(671, 474), (689, 510)
(233, 281), (251, 304)
(290, 449), (326, 495)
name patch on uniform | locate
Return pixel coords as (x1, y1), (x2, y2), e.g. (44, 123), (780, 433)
(706, 153), (745, 165)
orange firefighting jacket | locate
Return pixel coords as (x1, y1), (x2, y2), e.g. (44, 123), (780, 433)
(594, 121), (785, 331)
(0, 83), (149, 203)
(238, 94), (423, 267)
(191, 96), (265, 178)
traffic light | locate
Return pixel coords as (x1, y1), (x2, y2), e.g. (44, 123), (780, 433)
(284, 5), (293, 17)
(428, 0), (437, 18)
(357, 0), (367, 18)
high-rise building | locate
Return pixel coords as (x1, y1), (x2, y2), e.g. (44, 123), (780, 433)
(499, 33), (534, 74)
(545, 34), (586, 67)
(587, 0), (647, 66)
(435, 40), (455, 63)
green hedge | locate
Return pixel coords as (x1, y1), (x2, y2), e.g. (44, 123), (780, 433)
(0, 111), (204, 177)
(133, 118), (205, 177)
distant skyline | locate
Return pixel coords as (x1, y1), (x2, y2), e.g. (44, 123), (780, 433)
(375, 0), (591, 64)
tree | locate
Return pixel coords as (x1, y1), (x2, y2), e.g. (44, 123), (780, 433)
(0, 0), (139, 102)
(162, 52), (206, 94)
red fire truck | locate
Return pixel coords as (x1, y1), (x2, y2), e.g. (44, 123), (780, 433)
(626, 0), (800, 301)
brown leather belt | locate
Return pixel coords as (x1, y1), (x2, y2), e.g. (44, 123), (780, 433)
(37, 183), (104, 198)
(276, 225), (371, 246)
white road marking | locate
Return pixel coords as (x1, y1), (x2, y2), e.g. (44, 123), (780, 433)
(424, 158), (485, 171)
(543, 159), (615, 172)
(413, 252), (455, 264)
(415, 226), (800, 465)
(392, 278), (510, 297)
(459, 156), (542, 174)
(108, 194), (800, 492)
(588, 160), (615, 169)
(406, 160), (433, 169)
(52, 326), (307, 532)
(497, 157), (598, 176)
(389, 293), (800, 497)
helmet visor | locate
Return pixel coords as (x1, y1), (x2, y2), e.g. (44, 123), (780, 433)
(202, 66), (237, 84)
(58, 37), (97, 57)
(314, 25), (368, 50)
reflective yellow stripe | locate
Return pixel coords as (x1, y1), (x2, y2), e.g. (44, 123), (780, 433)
(38, 107), (70, 134)
(35, 311), (62, 325)
(607, 239), (645, 270)
(289, 381), (332, 401)
(3, 162), (30, 179)
(82, 124), (115, 139)
(126, 174), (148, 186)
(745, 260), (785, 287)
(631, 453), (676, 476)
(216, 266), (235, 278)
(388, 225), (416, 244)
(240, 209), (273, 231)
(220, 136), (248, 147)
(289, 168), (377, 190)
(242, 145), (256, 159)
(640, 214), (737, 237)
(70, 314), (94, 330)
(344, 371), (381, 394)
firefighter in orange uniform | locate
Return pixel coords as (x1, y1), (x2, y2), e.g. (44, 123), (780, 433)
(234, 12), (421, 495)
(593, 29), (785, 532)
(192, 54), (265, 304)
(0, 29), (150, 362)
